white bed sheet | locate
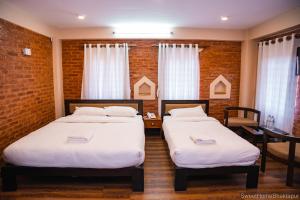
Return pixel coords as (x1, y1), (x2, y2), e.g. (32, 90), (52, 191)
(163, 116), (260, 168)
(4, 115), (145, 169)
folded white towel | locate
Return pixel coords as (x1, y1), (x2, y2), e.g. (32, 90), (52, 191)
(189, 136), (216, 145)
(67, 132), (94, 143)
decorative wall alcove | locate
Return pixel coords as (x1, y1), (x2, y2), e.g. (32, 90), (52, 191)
(210, 75), (231, 99)
(134, 76), (156, 100)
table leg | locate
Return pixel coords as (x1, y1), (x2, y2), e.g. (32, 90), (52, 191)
(253, 135), (257, 146)
(286, 141), (296, 186)
(261, 133), (268, 172)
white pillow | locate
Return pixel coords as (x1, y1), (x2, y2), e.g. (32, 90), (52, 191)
(169, 106), (207, 118)
(105, 106), (138, 117)
(73, 107), (106, 116)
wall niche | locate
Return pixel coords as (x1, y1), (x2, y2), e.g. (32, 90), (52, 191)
(210, 75), (231, 99)
(134, 76), (156, 100)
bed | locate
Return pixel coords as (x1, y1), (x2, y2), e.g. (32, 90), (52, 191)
(161, 100), (260, 191)
(1, 99), (145, 192)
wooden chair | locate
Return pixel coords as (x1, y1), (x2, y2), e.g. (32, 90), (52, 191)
(224, 107), (260, 130)
(261, 129), (300, 186)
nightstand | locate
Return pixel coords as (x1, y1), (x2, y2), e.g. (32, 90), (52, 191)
(143, 116), (162, 135)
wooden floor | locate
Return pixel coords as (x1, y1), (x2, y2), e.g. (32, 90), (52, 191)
(0, 136), (299, 200)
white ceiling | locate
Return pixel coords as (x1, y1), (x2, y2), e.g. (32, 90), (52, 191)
(6, 0), (300, 29)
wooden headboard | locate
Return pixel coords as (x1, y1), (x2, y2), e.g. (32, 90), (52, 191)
(161, 100), (209, 117)
(64, 99), (143, 116)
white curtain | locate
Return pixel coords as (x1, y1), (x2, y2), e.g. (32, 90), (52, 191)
(81, 43), (130, 99)
(256, 35), (298, 133)
(158, 43), (200, 112)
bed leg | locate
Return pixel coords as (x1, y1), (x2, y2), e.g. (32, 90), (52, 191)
(1, 166), (17, 191)
(246, 165), (259, 188)
(175, 168), (187, 191)
(160, 129), (165, 140)
(132, 166), (144, 192)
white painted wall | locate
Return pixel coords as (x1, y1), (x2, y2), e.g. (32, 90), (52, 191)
(56, 26), (245, 41)
(248, 7), (300, 40)
(240, 38), (258, 108)
(52, 38), (64, 118)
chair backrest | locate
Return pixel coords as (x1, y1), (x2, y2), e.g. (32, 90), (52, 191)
(224, 106), (261, 127)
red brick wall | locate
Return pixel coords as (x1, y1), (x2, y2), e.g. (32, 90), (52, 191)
(62, 39), (241, 121)
(293, 77), (300, 136)
(0, 19), (55, 155)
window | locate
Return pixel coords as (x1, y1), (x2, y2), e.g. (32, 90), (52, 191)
(158, 43), (200, 101)
(256, 35), (298, 133)
(81, 43), (130, 99)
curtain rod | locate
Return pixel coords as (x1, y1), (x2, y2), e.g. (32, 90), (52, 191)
(84, 44), (137, 48)
(259, 25), (300, 43)
(259, 33), (300, 45)
(151, 44), (208, 48)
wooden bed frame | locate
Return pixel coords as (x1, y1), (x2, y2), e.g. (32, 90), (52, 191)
(161, 100), (259, 191)
(1, 99), (144, 192)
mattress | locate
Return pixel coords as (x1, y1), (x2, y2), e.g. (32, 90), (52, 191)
(163, 116), (260, 168)
(4, 115), (145, 169)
